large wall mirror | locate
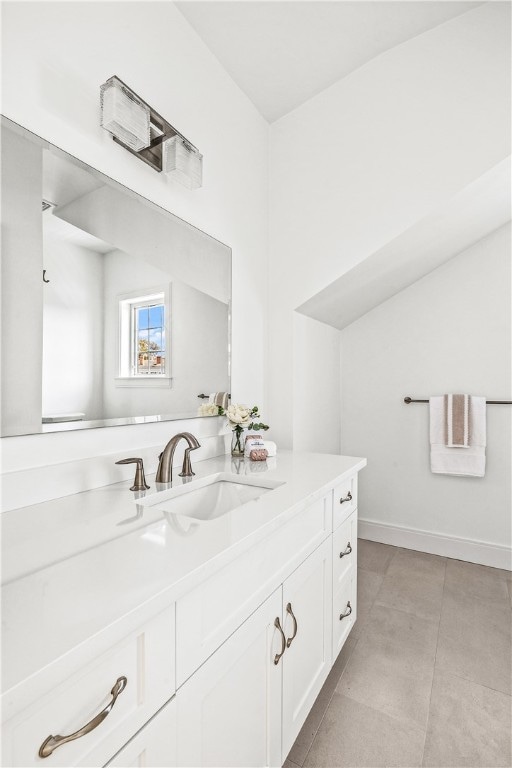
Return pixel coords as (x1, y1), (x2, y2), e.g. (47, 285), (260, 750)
(0, 117), (231, 437)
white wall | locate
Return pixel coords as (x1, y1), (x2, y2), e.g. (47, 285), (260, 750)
(1, 126), (43, 436)
(268, 2), (511, 447)
(1, 1), (268, 492)
(340, 224), (511, 568)
(42, 227), (104, 420)
(293, 313), (341, 454)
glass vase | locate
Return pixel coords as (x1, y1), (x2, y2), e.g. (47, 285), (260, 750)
(231, 428), (244, 457)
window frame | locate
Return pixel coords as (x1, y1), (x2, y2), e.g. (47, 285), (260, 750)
(116, 285), (172, 388)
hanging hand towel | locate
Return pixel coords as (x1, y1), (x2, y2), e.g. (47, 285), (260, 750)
(209, 392), (229, 410)
(430, 395), (486, 477)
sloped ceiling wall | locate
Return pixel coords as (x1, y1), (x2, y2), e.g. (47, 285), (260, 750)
(268, 2), (511, 446)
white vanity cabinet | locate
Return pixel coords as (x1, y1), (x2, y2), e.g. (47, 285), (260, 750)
(2, 456), (365, 768)
(175, 493), (330, 687)
(176, 535), (334, 768)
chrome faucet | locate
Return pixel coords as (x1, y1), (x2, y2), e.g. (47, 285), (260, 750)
(156, 432), (201, 483)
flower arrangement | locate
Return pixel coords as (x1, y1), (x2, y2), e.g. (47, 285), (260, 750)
(227, 404), (269, 456)
(198, 402), (224, 417)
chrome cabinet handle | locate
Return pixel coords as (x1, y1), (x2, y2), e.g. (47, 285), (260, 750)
(339, 491), (352, 505)
(38, 676), (128, 758)
(285, 603), (298, 648)
(274, 617), (286, 665)
(339, 542), (353, 559)
(339, 601), (352, 621)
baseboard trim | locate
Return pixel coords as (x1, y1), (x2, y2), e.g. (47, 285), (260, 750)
(358, 518), (511, 571)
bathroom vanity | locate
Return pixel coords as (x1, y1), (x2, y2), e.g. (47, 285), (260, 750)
(1, 451), (365, 768)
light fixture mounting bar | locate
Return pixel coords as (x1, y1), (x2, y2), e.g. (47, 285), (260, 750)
(102, 75), (200, 174)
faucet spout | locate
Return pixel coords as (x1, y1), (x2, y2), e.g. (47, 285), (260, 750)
(156, 432), (200, 483)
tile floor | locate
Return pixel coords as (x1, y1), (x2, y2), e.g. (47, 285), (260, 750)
(284, 540), (512, 768)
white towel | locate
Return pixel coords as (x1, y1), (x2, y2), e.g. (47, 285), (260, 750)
(430, 396), (486, 477)
(209, 392), (229, 410)
(262, 440), (277, 457)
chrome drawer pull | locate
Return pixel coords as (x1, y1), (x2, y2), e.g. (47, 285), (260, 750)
(339, 491), (352, 505)
(339, 542), (353, 559)
(274, 617), (286, 665)
(339, 601), (352, 621)
(285, 603), (298, 648)
(38, 676), (128, 758)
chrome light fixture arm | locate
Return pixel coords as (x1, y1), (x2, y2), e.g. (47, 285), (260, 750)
(100, 75), (202, 186)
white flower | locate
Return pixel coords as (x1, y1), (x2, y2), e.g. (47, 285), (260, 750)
(226, 403), (252, 428)
(198, 403), (220, 416)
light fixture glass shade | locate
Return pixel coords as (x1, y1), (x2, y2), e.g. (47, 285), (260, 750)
(164, 135), (203, 189)
(100, 77), (150, 152)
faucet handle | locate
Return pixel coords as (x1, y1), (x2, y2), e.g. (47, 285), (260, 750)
(179, 447), (196, 478)
(115, 457), (150, 492)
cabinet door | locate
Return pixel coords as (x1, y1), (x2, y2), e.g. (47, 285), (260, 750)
(176, 589), (283, 768)
(281, 538), (333, 761)
(105, 698), (176, 767)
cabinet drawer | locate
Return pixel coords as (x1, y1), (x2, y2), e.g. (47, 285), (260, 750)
(332, 474), (358, 530)
(176, 495), (330, 687)
(105, 698), (176, 768)
(333, 511), (357, 593)
(332, 571), (356, 661)
(2, 606), (175, 768)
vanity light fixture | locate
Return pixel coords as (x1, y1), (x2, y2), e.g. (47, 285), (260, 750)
(100, 76), (203, 188)
(164, 135), (203, 190)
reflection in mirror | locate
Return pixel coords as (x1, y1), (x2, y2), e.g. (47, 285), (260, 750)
(0, 117), (231, 437)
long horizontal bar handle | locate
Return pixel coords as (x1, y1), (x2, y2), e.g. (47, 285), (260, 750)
(404, 397), (512, 405)
(197, 393), (231, 399)
(38, 676), (128, 758)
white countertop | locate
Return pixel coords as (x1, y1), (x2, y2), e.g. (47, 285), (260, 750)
(1, 451), (365, 695)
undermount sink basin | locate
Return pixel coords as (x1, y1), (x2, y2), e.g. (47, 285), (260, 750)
(137, 473), (284, 522)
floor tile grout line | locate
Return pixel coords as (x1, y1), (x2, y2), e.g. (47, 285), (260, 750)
(382, 541), (398, 577)
(333, 687), (427, 738)
(420, 556), (447, 767)
(338, 589), (435, 738)
(304, 562), (428, 760)
(371, 598), (442, 626)
(300, 544), (464, 767)
(358, 539), (400, 579)
(298, 636), (360, 767)
(298, 544), (395, 766)
(432, 667), (512, 699)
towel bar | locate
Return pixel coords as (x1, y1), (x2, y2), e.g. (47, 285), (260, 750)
(404, 397), (512, 405)
(197, 393), (231, 399)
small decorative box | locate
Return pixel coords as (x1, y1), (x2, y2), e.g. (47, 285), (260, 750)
(249, 449), (268, 462)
